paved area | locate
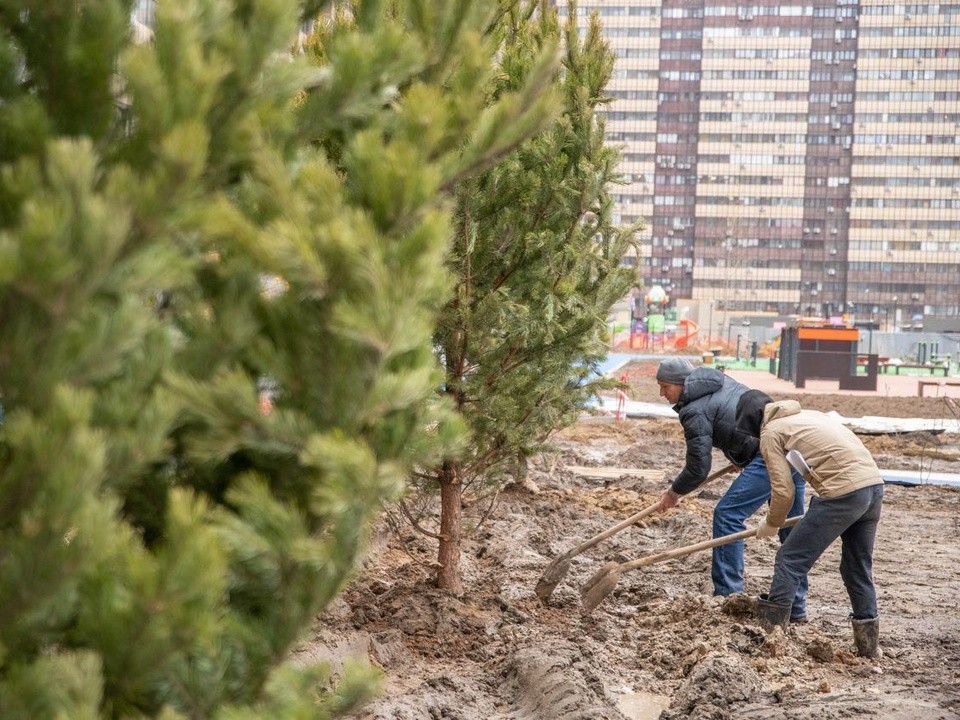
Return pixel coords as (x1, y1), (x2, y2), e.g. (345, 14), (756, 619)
(725, 367), (960, 399)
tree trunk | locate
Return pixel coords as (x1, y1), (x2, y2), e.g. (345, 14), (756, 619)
(437, 461), (464, 595)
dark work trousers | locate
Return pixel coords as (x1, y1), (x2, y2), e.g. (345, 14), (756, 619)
(712, 454), (808, 619)
(766, 483), (884, 619)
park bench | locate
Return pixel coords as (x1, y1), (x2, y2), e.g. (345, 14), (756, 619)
(917, 379), (960, 397)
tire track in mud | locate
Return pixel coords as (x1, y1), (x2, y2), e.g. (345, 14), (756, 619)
(503, 647), (628, 720)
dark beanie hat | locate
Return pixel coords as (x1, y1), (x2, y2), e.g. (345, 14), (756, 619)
(735, 389), (774, 438)
(656, 358), (695, 385)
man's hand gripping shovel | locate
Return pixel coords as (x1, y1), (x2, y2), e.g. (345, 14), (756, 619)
(534, 464), (735, 602)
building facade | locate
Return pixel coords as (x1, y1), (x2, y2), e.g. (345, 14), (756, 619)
(560, 0), (960, 328)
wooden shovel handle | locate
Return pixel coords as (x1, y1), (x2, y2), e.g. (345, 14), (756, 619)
(563, 463), (736, 558)
(619, 514), (803, 573)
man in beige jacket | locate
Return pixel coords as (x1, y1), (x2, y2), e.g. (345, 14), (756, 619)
(735, 391), (884, 657)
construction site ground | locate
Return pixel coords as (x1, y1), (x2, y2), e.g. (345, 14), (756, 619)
(299, 360), (960, 720)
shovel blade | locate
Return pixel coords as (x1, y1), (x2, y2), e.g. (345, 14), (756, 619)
(535, 557), (572, 602)
(579, 561), (619, 603)
(580, 564), (620, 614)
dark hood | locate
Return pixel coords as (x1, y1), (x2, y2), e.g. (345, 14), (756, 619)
(735, 389), (774, 439)
(675, 367), (726, 410)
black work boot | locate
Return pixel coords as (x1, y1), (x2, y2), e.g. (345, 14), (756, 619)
(851, 616), (880, 658)
(756, 596), (791, 633)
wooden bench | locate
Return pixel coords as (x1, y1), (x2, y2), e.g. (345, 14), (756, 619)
(884, 363), (949, 376)
(918, 379), (960, 397)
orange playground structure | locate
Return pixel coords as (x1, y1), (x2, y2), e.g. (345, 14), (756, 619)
(627, 315), (700, 351)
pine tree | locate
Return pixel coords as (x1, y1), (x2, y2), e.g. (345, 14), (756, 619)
(425, 3), (640, 593)
(0, 0), (555, 717)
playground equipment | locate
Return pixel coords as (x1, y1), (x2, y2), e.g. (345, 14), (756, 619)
(629, 285), (699, 350)
(674, 317), (700, 350)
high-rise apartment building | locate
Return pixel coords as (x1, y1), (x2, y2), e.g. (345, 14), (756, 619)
(559, 0), (960, 328)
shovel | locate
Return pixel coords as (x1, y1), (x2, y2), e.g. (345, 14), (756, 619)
(580, 514), (803, 614)
(534, 463), (735, 602)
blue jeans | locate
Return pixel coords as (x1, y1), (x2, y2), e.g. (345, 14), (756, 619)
(712, 455), (808, 618)
(767, 484), (883, 619)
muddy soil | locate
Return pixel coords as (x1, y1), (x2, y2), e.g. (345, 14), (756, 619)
(299, 363), (960, 720)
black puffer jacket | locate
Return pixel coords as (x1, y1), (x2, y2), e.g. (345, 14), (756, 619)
(670, 367), (760, 495)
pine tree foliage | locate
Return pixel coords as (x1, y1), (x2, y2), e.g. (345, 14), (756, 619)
(424, 3), (640, 592)
(0, 0), (556, 717)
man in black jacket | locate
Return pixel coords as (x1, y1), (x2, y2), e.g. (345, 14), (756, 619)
(653, 358), (808, 620)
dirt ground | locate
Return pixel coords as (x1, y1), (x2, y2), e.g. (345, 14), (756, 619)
(299, 361), (960, 720)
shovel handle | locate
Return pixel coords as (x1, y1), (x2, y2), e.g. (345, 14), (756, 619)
(619, 514), (803, 573)
(563, 463), (736, 558)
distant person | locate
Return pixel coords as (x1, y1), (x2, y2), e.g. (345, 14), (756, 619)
(653, 358), (808, 620)
(737, 391), (884, 657)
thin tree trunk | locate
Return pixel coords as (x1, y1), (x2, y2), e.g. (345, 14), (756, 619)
(437, 460), (464, 595)
(435, 204), (470, 595)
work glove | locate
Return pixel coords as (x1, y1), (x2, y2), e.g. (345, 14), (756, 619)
(756, 519), (779, 540)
